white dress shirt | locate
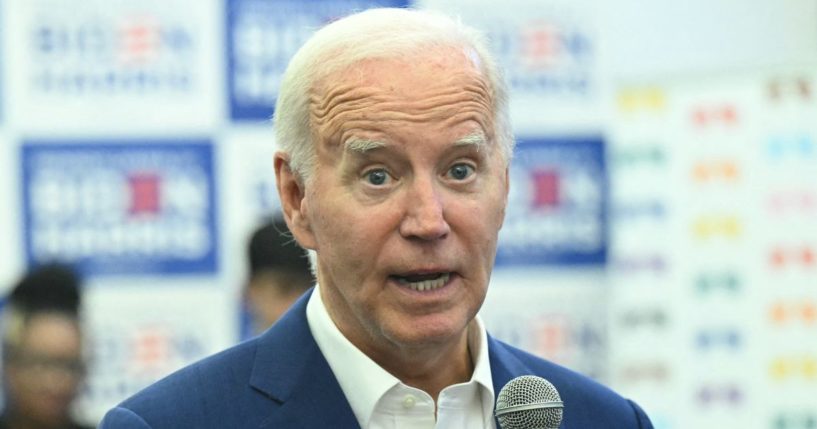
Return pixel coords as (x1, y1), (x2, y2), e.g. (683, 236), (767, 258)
(306, 285), (496, 429)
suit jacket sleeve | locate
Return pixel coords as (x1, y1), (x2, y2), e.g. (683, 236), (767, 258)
(628, 399), (654, 429)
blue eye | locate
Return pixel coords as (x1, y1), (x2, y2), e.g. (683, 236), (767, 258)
(448, 163), (474, 180)
(365, 169), (389, 186)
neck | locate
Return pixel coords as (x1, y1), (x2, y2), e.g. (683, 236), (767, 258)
(372, 325), (475, 401)
(315, 283), (478, 401)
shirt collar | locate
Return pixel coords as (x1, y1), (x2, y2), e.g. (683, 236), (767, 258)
(469, 307), (496, 427)
(306, 284), (495, 427)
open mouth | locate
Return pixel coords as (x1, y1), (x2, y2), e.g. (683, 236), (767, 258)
(390, 272), (451, 292)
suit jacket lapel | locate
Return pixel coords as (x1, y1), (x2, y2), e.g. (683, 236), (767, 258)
(488, 334), (528, 398)
(249, 289), (360, 428)
(488, 334), (545, 429)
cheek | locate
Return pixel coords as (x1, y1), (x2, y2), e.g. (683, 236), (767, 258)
(310, 196), (380, 268)
(459, 196), (505, 256)
(486, 178), (510, 231)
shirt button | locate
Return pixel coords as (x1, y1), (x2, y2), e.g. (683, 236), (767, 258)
(402, 394), (416, 409)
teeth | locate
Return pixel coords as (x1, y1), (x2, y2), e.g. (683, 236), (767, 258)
(398, 273), (450, 291)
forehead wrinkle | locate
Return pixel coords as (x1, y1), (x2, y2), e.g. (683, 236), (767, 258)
(310, 71), (495, 147)
(402, 85), (491, 115)
(314, 103), (493, 153)
(310, 83), (388, 121)
(312, 81), (489, 124)
(316, 104), (491, 147)
(316, 88), (492, 128)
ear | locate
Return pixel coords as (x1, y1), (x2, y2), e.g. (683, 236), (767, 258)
(274, 152), (318, 250)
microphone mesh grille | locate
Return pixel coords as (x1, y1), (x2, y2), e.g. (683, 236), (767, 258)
(496, 375), (564, 429)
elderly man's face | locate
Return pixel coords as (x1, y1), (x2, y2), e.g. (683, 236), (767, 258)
(282, 49), (508, 355)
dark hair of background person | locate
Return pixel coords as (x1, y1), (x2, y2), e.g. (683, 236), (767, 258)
(1, 262), (92, 429)
(6, 264), (81, 316)
(244, 217), (314, 334)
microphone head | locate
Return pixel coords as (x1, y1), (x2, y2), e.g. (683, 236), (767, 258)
(495, 375), (564, 429)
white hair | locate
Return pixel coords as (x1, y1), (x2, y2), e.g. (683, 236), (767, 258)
(272, 7), (514, 183)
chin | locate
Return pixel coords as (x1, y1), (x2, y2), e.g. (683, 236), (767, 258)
(388, 317), (468, 347)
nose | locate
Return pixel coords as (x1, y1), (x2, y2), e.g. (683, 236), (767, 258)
(399, 176), (450, 241)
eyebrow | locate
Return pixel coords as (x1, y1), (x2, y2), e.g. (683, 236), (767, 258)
(454, 132), (487, 151)
(344, 131), (488, 154)
(345, 138), (387, 154)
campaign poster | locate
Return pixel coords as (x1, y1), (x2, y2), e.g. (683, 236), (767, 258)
(418, 0), (602, 134)
(497, 137), (607, 266)
(218, 131), (285, 340)
(482, 280), (608, 380)
(21, 141), (218, 276)
(74, 286), (235, 424)
(227, 0), (409, 121)
(0, 133), (24, 293)
(7, 0), (220, 132)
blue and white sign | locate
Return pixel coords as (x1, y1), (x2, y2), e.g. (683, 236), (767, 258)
(21, 141), (218, 276)
(0, 136), (23, 293)
(29, 10), (196, 96)
(75, 287), (234, 423)
(497, 136), (607, 266)
(7, 0), (220, 132)
(227, 0), (409, 121)
(419, 0), (602, 133)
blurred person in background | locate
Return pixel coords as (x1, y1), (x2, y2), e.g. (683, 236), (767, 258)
(1, 264), (91, 429)
(101, 7), (652, 428)
(244, 217), (314, 335)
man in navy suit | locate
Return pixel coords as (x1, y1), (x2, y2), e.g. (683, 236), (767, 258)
(101, 7), (653, 428)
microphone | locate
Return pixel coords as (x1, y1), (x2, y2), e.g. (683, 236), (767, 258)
(495, 375), (564, 429)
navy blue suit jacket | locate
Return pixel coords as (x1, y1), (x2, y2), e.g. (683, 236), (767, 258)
(100, 290), (652, 428)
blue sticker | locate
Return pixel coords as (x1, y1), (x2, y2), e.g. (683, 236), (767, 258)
(226, 0), (409, 121)
(21, 141), (218, 276)
(497, 136), (607, 266)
